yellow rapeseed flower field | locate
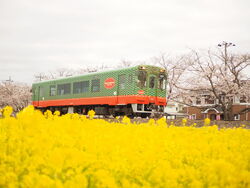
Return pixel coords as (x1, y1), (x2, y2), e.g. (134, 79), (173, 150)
(0, 105), (250, 188)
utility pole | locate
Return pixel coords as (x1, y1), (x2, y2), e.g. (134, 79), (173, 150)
(218, 41), (236, 72)
(35, 73), (44, 81)
(6, 76), (13, 82)
(217, 42), (236, 121)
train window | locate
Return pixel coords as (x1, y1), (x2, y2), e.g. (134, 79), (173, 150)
(91, 79), (100, 92)
(119, 74), (126, 89)
(50, 85), (56, 96)
(82, 81), (89, 92)
(137, 71), (147, 88)
(159, 74), (166, 90)
(57, 83), (71, 95)
(73, 82), (81, 94)
(73, 81), (89, 94)
(149, 76), (155, 89)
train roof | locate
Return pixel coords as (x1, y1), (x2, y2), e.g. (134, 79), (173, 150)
(32, 65), (163, 86)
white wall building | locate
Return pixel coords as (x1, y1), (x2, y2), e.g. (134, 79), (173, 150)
(165, 100), (188, 119)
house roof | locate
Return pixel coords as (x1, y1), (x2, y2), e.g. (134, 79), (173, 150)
(202, 107), (223, 114)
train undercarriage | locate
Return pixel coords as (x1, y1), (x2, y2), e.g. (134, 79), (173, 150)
(36, 103), (165, 118)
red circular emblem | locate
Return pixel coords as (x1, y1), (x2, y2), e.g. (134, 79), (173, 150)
(104, 78), (115, 89)
(138, 90), (144, 94)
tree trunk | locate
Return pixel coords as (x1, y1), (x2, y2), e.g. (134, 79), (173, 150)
(223, 105), (233, 121)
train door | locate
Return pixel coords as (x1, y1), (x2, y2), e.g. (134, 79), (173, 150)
(33, 86), (40, 106)
(117, 74), (126, 104)
(37, 86), (44, 107)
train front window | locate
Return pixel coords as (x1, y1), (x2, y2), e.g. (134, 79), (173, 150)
(149, 76), (155, 89)
(159, 74), (166, 90)
(137, 70), (147, 88)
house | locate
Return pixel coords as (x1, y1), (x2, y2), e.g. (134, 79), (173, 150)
(184, 94), (250, 121)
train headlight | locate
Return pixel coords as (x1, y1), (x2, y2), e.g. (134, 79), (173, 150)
(160, 69), (165, 73)
(139, 66), (146, 70)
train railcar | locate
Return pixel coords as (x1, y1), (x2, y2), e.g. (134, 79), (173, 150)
(32, 65), (167, 117)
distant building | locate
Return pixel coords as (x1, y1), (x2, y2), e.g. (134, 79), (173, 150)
(165, 100), (188, 119)
(184, 94), (250, 121)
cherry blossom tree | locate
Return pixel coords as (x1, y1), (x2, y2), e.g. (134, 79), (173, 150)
(0, 81), (31, 113)
(156, 47), (250, 120)
(153, 53), (194, 101)
(34, 68), (76, 82)
(34, 65), (112, 82)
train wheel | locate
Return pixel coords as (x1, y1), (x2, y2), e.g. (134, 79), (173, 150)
(127, 113), (135, 119)
(141, 113), (150, 118)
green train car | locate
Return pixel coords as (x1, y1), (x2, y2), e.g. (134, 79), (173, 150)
(32, 65), (167, 117)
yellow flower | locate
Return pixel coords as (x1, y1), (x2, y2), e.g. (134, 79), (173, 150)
(182, 118), (187, 126)
(0, 105), (250, 188)
(44, 110), (53, 119)
(157, 117), (167, 126)
(148, 119), (155, 126)
(88, 109), (95, 119)
(122, 116), (130, 124)
(2, 106), (13, 118)
(204, 118), (211, 126)
(191, 123), (197, 127)
(53, 110), (60, 116)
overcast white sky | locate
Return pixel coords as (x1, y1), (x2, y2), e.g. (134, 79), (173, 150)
(0, 0), (250, 84)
